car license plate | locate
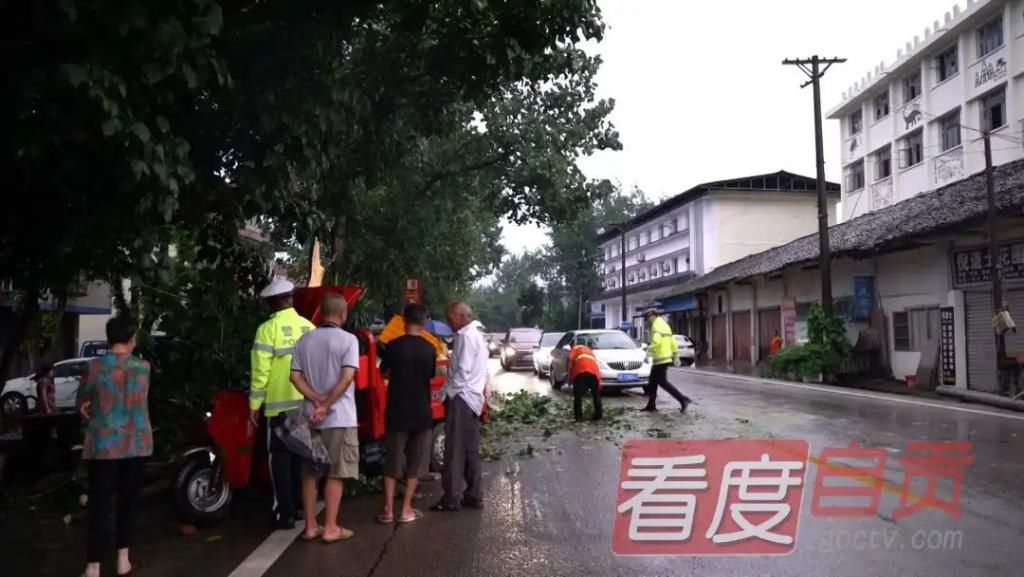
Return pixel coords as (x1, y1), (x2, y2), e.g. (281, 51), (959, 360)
(618, 373), (639, 382)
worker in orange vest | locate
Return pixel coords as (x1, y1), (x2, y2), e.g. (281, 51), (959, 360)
(568, 344), (603, 422)
(769, 330), (783, 356)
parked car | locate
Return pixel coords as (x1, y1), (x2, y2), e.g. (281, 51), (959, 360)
(548, 330), (652, 391)
(1, 357), (92, 417)
(532, 331), (565, 377)
(500, 327), (543, 371)
(487, 333), (503, 357)
(79, 340), (109, 358)
(674, 334), (696, 366)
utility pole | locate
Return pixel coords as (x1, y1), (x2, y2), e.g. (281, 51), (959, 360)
(578, 249), (586, 330)
(782, 55), (845, 317)
(620, 224), (628, 330)
(983, 130), (1005, 385)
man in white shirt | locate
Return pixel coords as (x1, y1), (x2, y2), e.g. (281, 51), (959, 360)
(431, 301), (489, 511)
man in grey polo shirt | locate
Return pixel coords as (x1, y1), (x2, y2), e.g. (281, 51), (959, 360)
(290, 292), (360, 543)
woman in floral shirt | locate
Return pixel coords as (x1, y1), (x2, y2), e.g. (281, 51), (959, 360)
(78, 316), (152, 577)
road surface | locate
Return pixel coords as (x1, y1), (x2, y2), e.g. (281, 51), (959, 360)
(8, 360), (1024, 577)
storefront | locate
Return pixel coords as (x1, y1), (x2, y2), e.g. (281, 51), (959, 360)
(955, 240), (1024, 393)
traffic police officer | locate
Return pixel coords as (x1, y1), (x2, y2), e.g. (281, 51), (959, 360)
(642, 308), (691, 413)
(248, 279), (315, 528)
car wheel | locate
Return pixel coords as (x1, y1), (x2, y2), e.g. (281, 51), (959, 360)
(1, 392), (28, 418)
(550, 367), (565, 391)
(430, 422), (446, 473)
(682, 359), (694, 367)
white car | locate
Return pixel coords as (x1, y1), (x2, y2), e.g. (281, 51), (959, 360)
(532, 331), (565, 377)
(1, 357), (91, 416)
(548, 330), (652, 391)
(674, 335), (696, 366)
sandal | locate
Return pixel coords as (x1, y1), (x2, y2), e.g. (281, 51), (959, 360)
(300, 526), (324, 541)
(429, 501), (461, 512)
(398, 509), (423, 524)
(376, 511), (394, 524)
(322, 528), (354, 543)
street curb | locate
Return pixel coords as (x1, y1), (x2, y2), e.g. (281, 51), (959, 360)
(677, 367), (1024, 418)
(935, 385), (1024, 412)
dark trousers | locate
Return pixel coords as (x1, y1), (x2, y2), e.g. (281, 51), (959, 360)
(646, 363), (691, 408)
(573, 373), (603, 421)
(267, 413), (302, 523)
(86, 457), (145, 563)
(441, 396), (482, 506)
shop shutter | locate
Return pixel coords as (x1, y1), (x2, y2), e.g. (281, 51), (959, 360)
(966, 289), (1024, 393)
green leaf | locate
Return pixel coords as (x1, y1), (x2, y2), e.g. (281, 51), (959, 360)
(156, 116), (170, 133)
(62, 64), (88, 87)
(131, 122), (151, 144)
(182, 64), (197, 89)
(101, 118), (119, 137)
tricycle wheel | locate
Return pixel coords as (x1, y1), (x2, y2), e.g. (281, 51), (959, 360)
(1, 392), (29, 418)
(429, 422), (446, 473)
(174, 453), (232, 523)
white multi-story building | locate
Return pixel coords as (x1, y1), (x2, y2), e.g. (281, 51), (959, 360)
(591, 171), (839, 338)
(828, 0), (1023, 220)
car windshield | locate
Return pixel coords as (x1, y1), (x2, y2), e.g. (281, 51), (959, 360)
(508, 329), (542, 344)
(577, 332), (638, 350)
(540, 332), (564, 346)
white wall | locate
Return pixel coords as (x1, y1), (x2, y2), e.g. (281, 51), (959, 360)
(710, 194), (838, 270)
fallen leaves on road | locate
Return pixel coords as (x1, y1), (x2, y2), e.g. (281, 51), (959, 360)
(481, 391), (642, 462)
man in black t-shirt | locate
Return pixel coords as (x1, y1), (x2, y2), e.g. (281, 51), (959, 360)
(377, 303), (437, 524)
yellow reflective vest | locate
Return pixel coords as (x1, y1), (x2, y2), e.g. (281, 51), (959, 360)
(249, 307), (315, 416)
(648, 315), (678, 366)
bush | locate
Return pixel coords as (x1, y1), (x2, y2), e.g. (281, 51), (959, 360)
(767, 304), (851, 381)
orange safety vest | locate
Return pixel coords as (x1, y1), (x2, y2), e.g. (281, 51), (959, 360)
(568, 345), (602, 388)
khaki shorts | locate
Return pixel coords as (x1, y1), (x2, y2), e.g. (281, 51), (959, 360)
(384, 429), (432, 480)
(317, 427), (359, 480)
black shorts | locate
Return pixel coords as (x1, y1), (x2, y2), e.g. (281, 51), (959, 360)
(384, 429), (432, 480)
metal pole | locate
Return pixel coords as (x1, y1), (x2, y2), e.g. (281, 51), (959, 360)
(811, 58), (834, 317)
(620, 225), (627, 329)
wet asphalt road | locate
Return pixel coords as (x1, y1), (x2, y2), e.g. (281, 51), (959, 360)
(11, 360), (1024, 577)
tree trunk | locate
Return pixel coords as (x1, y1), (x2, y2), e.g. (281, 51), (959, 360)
(0, 285), (40, 380)
(329, 212), (348, 284)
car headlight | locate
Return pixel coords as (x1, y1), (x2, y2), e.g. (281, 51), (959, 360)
(504, 346), (516, 357)
(597, 358), (611, 370)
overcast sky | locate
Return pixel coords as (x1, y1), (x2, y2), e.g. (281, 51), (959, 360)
(502, 0), (948, 254)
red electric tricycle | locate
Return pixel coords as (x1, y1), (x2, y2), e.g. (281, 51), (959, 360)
(172, 285), (450, 523)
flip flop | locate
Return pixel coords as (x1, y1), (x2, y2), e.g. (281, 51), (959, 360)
(398, 509), (424, 524)
(376, 511), (394, 524)
(300, 526), (324, 541)
(322, 528), (354, 543)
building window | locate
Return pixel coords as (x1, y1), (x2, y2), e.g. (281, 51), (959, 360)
(630, 235), (639, 250)
(903, 73), (921, 103)
(874, 92), (890, 120)
(849, 110), (863, 135)
(981, 87), (1006, 131)
(638, 269), (647, 281)
(977, 15), (1003, 58)
(601, 303), (606, 312)
(893, 311), (911, 351)
(874, 145), (892, 180)
(937, 45), (958, 82)
(847, 160), (865, 191)
(645, 229), (652, 244)
(939, 109), (961, 151)
(664, 220), (676, 236)
(899, 130), (924, 168)
(650, 265), (659, 279)
(662, 261), (672, 275)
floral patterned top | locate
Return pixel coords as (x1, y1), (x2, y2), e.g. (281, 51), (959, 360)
(78, 353), (153, 460)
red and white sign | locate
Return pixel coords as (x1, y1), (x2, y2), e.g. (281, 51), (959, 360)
(612, 439), (809, 556)
(403, 278), (422, 305)
(781, 297), (797, 346)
